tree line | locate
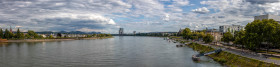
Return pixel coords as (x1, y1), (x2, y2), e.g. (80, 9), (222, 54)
(0, 28), (113, 40)
(180, 27), (214, 43)
(0, 28), (43, 39)
(225, 19), (280, 51)
(180, 19), (280, 51)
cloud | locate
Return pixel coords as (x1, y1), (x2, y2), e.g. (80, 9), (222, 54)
(0, 0), (280, 33)
(245, 0), (279, 4)
(30, 13), (117, 31)
(192, 7), (210, 14)
(173, 0), (189, 6)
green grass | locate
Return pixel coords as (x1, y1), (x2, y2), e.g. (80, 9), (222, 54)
(269, 57), (280, 60)
(257, 51), (280, 55)
(184, 42), (279, 67)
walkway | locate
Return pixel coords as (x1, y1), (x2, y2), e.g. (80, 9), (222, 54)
(194, 41), (280, 65)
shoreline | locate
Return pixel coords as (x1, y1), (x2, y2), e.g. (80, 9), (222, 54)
(2, 37), (113, 42)
(169, 36), (280, 67)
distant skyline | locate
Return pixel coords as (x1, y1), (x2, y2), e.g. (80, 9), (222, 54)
(0, 0), (280, 34)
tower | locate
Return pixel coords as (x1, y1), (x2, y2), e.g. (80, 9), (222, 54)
(119, 28), (124, 36)
(9, 26), (12, 33)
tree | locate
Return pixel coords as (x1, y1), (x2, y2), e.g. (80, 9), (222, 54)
(203, 33), (214, 43)
(27, 30), (35, 38)
(38, 35), (44, 39)
(190, 32), (199, 40)
(34, 34), (39, 38)
(221, 32), (234, 44)
(234, 30), (246, 47)
(243, 19), (280, 51)
(0, 29), (3, 38)
(92, 34), (96, 37)
(4, 29), (13, 39)
(25, 34), (31, 39)
(181, 28), (192, 39)
(27, 30), (40, 39)
(48, 35), (54, 39)
(20, 33), (25, 39)
(105, 34), (112, 37)
(15, 28), (24, 39)
(57, 33), (62, 38)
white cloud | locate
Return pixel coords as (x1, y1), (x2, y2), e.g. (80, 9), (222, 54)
(1, 0), (280, 33)
(192, 7), (210, 14)
(173, 0), (189, 6)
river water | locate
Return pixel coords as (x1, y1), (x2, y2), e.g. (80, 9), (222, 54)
(0, 36), (222, 67)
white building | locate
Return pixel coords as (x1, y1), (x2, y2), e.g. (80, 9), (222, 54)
(219, 25), (244, 34)
(254, 14), (280, 24)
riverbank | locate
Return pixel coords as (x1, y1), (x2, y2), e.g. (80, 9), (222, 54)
(2, 36), (113, 42)
(170, 37), (279, 67)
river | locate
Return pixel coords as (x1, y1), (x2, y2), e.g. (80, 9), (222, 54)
(0, 36), (222, 67)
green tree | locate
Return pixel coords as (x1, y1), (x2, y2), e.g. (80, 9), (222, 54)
(27, 30), (35, 38)
(34, 34), (39, 38)
(48, 35), (54, 39)
(234, 30), (246, 48)
(38, 35), (44, 39)
(27, 30), (40, 39)
(25, 34), (31, 39)
(87, 34), (93, 37)
(244, 19), (280, 51)
(92, 34), (96, 37)
(4, 29), (13, 39)
(20, 33), (25, 39)
(15, 28), (24, 39)
(198, 32), (205, 38)
(203, 33), (214, 43)
(57, 33), (62, 38)
(181, 28), (192, 39)
(190, 32), (199, 40)
(221, 32), (234, 44)
(0, 29), (3, 38)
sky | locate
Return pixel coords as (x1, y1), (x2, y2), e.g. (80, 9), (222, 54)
(0, 0), (280, 34)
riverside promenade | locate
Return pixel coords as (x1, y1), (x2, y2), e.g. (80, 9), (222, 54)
(193, 41), (280, 65)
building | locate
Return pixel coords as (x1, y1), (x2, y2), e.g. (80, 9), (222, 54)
(254, 14), (280, 24)
(219, 25), (244, 34)
(119, 28), (124, 35)
(133, 31), (136, 35)
(10, 26), (12, 33)
(205, 29), (222, 42)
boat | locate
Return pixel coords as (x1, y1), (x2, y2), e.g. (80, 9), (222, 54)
(192, 55), (200, 61)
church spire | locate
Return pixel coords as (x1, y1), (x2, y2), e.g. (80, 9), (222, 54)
(10, 26), (12, 33)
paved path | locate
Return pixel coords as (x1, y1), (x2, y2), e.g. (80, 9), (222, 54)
(194, 41), (280, 65)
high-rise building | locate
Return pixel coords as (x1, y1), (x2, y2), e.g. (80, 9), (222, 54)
(254, 14), (280, 24)
(133, 31), (136, 35)
(119, 28), (124, 35)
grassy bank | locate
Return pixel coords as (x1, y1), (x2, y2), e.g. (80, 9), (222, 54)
(184, 42), (279, 67)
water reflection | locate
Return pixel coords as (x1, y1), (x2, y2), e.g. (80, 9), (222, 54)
(0, 36), (222, 67)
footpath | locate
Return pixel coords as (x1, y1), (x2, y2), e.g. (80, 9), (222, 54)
(193, 41), (280, 65)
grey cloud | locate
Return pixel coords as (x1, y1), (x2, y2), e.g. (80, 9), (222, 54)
(246, 0), (279, 4)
